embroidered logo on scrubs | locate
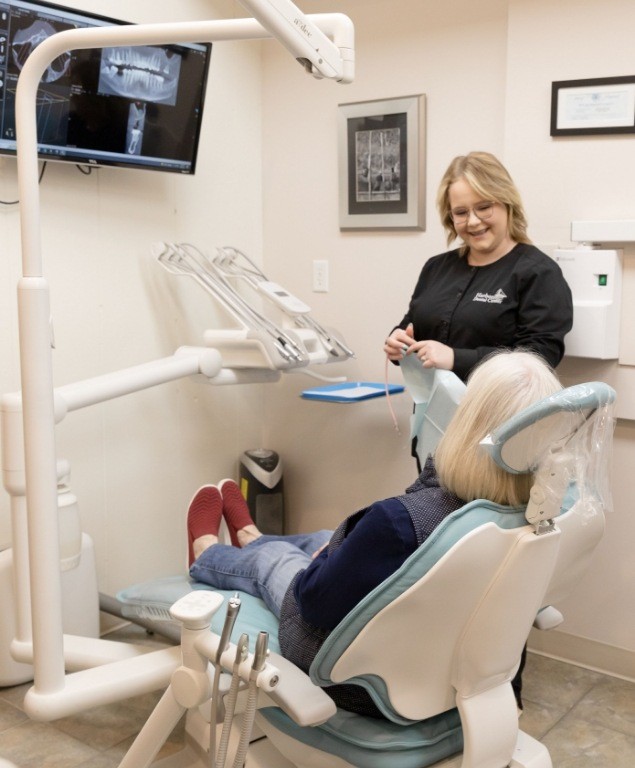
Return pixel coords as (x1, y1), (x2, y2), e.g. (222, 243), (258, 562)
(473, 289), (507, 304)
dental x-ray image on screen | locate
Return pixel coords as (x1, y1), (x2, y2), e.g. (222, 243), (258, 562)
(0, 0), (211, 173)
(99, 47), (182, 106)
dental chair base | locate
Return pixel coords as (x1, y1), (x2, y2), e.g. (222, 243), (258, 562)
(257, 719), (551, 768)
(144, 695), (551, 768)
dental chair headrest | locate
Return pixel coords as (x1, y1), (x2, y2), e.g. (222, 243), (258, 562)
(481, 382), (616, 527)
(480, 381), (615, 474)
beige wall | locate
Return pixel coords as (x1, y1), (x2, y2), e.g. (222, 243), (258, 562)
(260, 0), (635, 676)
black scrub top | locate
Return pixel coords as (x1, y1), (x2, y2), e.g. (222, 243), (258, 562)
(396, 243), (573, 381)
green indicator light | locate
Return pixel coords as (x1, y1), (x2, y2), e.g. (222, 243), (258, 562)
(598, 274), (608, 286)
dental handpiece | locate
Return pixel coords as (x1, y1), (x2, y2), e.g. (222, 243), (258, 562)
(210, 595), (241, 768)
(216, 594), (241, 664)
(171, 244), (309, 366)
(250, 631), (269, 678)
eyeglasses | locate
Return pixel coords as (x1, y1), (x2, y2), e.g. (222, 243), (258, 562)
(450, 201), (496, 224)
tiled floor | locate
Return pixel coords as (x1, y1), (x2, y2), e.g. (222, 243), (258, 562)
(0, 628), (633, 767)
(520, 653), (635, 767)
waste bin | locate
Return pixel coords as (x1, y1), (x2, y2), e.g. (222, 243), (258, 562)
(239, 449), (284, 535)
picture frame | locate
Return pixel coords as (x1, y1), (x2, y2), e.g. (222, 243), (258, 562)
(550, 76), (635, 136)
(338, 95), (426, 230)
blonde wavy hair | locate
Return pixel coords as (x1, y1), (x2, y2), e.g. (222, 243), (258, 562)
(434, 351), (562, 506)
(436, 151), (531, 252)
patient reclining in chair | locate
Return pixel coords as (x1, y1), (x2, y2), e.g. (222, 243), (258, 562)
(187, 350), (561, 719)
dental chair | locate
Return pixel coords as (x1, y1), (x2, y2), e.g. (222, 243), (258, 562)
(255, 380), (614, 768)
(117, 378), (614, 768)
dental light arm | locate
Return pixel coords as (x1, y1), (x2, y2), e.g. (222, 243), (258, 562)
(238, 0), (354, 82)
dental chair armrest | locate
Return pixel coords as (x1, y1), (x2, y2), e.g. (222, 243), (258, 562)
(533, 605), (564, 631)
(264, 651), (337, 727)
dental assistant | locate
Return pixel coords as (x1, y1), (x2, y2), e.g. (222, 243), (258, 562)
(384, 151), (573, 382)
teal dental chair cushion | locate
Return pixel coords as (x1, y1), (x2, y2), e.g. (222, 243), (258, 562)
(259, 705), (463, 768)
(116, 575), (281, 653)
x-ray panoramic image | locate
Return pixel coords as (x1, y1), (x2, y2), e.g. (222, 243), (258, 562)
(11, 20), (71, 82)
(99, 46), (182, 105)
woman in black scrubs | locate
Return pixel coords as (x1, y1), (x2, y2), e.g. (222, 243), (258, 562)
(384, 151), (573, 382)
(384, 152), (573, 713)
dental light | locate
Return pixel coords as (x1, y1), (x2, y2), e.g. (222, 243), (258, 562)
(238, 0), (354, 82)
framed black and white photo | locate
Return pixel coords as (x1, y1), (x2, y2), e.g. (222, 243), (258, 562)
(338, 95), (426, 230)
(550, 76), (635, 136)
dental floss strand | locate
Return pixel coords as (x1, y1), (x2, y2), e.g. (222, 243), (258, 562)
(385, 324), (412, 433)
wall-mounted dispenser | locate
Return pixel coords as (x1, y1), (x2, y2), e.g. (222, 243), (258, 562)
(554, 247), (623, 360)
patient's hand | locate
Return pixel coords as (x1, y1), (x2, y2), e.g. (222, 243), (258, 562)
(311, 542), (329, 559)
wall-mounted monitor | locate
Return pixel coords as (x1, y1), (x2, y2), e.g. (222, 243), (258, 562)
(0, 0), (212, 173)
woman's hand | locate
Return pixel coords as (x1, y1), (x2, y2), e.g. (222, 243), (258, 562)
(409, 339), (455, 370)
(384, 324), (415, 361)
(385, 325), (454, 370)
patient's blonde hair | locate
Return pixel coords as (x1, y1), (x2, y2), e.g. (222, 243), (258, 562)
(434, 351), (562, 506)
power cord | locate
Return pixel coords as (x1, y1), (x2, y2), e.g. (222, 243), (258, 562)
(0, 162), (94, 205)
(0, 161), (48, 205)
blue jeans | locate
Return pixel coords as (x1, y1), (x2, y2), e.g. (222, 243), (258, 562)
(189, 530), (332, 617)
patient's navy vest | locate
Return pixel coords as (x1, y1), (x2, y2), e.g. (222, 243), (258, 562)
(279, 458), (464, 718)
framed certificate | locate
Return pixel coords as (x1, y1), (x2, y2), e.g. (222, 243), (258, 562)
(550, 76), (635, 136)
